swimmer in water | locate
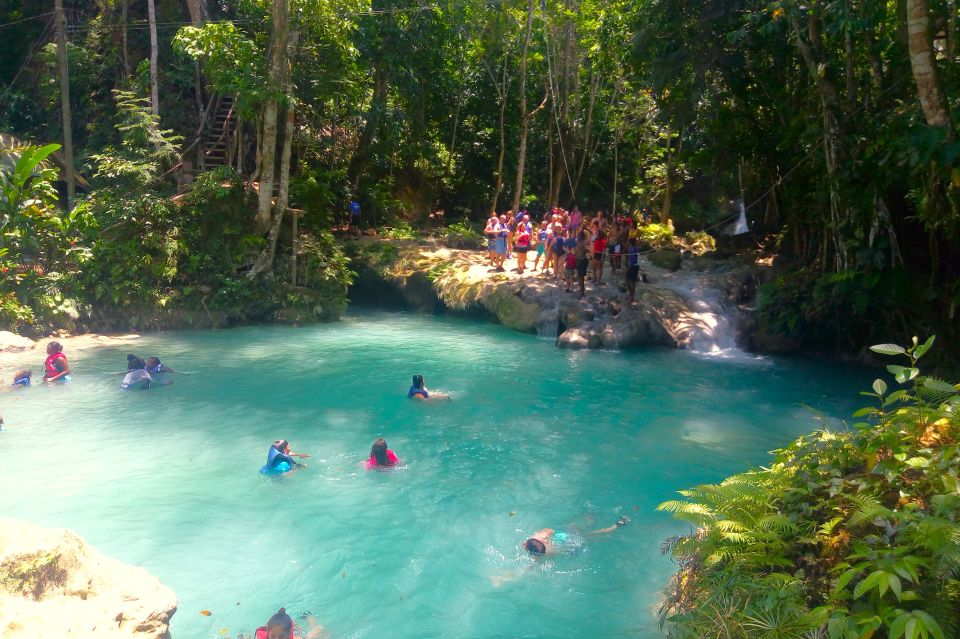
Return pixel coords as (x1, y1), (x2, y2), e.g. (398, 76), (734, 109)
(523, 516), (628, 556)
(264, 439), (309, 473)
(256, 607), (293, 639)
(145, 356), (174, 374)
(407, 374), (449, 400)
(366, 438), (399, 468)
(254, 607), (325, 639)
(42, 341), (70, 382)
(491, 515), (629, 586)
(13, 369), (32, 388)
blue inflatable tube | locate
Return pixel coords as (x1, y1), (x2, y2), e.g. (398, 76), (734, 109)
(260, 461), (292, 475)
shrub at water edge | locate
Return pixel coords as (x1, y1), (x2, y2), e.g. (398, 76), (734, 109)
(658, 336), (960, 639)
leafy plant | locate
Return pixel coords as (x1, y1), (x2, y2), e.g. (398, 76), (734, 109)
(659, 337), (960, 639)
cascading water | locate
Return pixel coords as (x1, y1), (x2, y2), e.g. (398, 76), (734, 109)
(733, 199), (750, 235)
(641, 257), (747, 357)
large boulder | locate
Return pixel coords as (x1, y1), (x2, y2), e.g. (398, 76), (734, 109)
(648, 249), (683, 272)
(0, 332), (35, 352)
(481, 286), (541, 332)
(0, 519), (177, 638)
(556, 287), (698, 350)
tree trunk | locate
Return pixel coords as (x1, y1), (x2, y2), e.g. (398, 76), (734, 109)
(148, 0), (159, 116)
(121, 0), (129, 79)
(511, 0), (547, 212)
(184, 0), (206, 24)
(661, 128), (673, 223)
(55, 0), (75, 211)
(906, 0), (953, 129)
(347, 63), (388, 193)
(255, 0), (290, 232)
(790, 11), (849, 270)
(844, 0), (856, 111)
(490, 52), (510, 212)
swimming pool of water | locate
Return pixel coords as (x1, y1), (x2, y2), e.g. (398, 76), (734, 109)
(0, 313), (871, 638)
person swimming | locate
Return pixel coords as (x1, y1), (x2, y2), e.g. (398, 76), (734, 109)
(13, 369), (31, 387)
(491, 515), (630, 586)
(42, 341), (70, 382)
(145, 357), (173, 374)
(261, 439), (309, 474)
(255, 607), (295, 639)
(407, 374), (448, 400)
(366, 437), (399, 468)
(523, 517), (629, 556)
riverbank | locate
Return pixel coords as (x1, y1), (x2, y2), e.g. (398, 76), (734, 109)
(0, 332), (144, 374)
(346, 238), (766, 352)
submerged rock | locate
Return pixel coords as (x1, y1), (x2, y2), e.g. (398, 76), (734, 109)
(0, 519), (177, 638)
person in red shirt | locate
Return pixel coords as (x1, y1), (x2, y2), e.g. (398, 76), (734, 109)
(590, 223), (607, 284)
(366, 438), (400, 468)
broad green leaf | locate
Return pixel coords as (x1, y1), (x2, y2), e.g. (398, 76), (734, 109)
(887, 573), (902, 600)
(889, 612), (910, 639)
(913, 611), (944, 639)
(912, 335), (935, 360)
(905, 617), (917, 639)
(870, 343), (906, 356)
(942, 474), (960, 493)
(872, 379), (887, 395)
(853, 570), (881, 599)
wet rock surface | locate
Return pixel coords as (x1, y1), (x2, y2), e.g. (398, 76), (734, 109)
(349, 240), (770, 351)
(0, 518), (178, 638)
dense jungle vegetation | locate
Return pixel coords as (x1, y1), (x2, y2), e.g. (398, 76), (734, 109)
(659, 338), (960, 639)
(1, 0), (959, 360)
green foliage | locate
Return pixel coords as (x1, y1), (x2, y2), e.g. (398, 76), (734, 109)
(88, 90), (182, 187)
(659, 338), (960, 639)
(636, 222), (676, 250)
(0, 143), (92, 332)
(756, 270), (920, 355)
(381, 222), (418, 240)
(431, 220), (484, 249)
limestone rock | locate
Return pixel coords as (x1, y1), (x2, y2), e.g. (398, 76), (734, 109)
(0, 519), (177, 638)
(0, 332), (35, 352)
(481, 286), (540, 333)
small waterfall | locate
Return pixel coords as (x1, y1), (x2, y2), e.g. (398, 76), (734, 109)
(644, 260), (745, 357)
(733, 199), (749, 235)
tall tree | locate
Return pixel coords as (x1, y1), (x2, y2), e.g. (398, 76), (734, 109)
(254, 0), (290, 233)
(148, 0), (159, 116)
(511, 0), (548, 212)
(905, 0), (953, 130)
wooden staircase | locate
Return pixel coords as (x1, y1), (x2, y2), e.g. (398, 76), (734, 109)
(201, 96), (235, 169)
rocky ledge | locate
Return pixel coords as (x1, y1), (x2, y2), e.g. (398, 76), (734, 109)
(0, 519), (177, 638)
(348, 240), (766, 350)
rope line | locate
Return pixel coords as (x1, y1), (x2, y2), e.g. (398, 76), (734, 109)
(0, 12), (53, 29)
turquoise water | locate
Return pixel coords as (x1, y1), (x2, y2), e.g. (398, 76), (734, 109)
(0, 313), (870, 638)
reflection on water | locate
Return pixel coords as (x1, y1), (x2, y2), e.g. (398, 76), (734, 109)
(0, 313), (869, 638)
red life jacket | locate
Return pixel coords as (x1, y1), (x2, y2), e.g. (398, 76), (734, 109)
(44, 352), (67, 377)
(255, 624), (295, 639)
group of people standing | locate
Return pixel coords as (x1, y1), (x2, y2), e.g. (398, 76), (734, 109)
(483, 206), (645, 303)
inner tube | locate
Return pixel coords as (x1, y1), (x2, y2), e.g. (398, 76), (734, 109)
(259, 461), (292, 475)
(121, 369), (152, 390)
